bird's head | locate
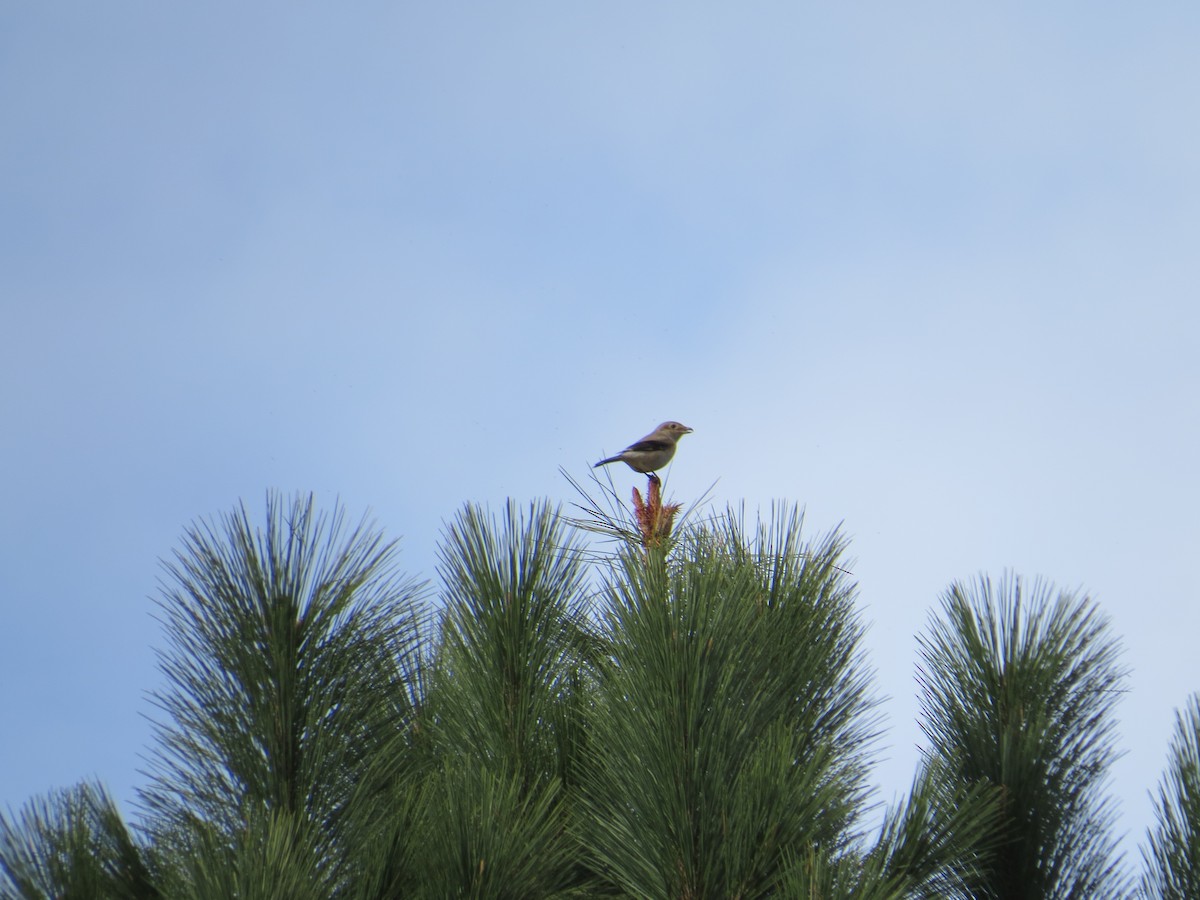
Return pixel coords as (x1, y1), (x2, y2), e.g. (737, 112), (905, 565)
(658, 421), (693, 438)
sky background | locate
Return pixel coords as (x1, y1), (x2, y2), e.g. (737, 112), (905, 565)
(2, 0), (1198, 872)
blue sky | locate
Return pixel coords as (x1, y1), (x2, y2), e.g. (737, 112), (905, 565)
(2, 1), (1198, 866)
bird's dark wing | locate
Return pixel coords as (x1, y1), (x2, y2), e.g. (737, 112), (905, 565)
(626, 438), (672, 453)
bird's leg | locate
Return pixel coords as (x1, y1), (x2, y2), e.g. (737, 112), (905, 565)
(648, 472), (661, 485)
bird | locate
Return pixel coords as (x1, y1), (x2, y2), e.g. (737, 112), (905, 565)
(594, 421), (693, 479)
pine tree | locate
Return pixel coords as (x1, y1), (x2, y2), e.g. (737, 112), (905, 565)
(1140, 694), (1200, 898)
(916, 573), (1130, 899)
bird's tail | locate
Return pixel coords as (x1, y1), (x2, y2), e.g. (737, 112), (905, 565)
(593, 456), (620, 468)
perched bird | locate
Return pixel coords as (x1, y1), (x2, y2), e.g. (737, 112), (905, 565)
(594, 421), (693, 478)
